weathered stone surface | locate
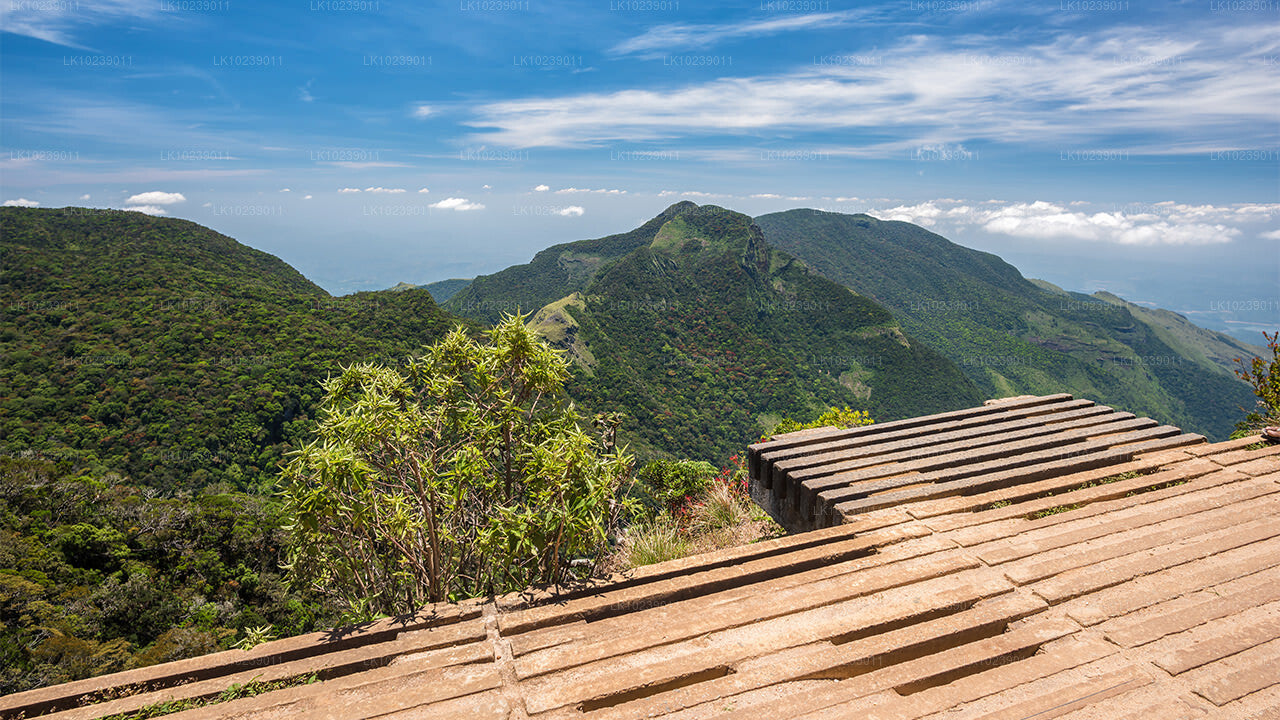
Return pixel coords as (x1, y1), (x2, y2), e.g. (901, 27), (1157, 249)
(20, 407), (1280, 720)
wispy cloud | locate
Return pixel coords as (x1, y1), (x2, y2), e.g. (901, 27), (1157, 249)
(611, 10), (881, 58)
(0, 0), (165, 48)
(470, 25), (1279, 154)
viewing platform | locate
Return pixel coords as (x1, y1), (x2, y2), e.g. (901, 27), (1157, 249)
(4, 398), (1279, 719)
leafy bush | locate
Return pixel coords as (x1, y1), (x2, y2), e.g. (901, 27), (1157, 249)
(769, 406), (874, 436)
(1233, 331), (1280, 436)
(281, 316), (632, 617)
(633, 459), (718, 514)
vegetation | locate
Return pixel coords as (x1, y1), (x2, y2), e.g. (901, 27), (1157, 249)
(0, 456), (335, 696)
(99, 673), (319, 720)
(1232, 331), (1280, 436)
(754, 209), (1262, 440)
(613, 455), (781, 571)
(1, 207), (469, 493)
(769, 406), (874, 436)
(280, 317), (632, 617)
(456, 204), (982, 462)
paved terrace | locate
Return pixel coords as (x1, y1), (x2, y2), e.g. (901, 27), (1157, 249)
(4, 398), (1280, 719)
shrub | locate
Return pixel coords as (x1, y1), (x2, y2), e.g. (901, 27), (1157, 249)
(1233, 331), (1280, 436)
(280, 316), (632, 618)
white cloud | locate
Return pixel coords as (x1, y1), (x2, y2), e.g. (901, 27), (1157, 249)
(364, 187), (406, 194)
(0, 0), (163, 47)
(534, 184), (550, 192)
(338, 188), (361, 193)
(79, 194), (91, 200)
(482, 184), (492, 190)
(304, 195), (313, 200)
(298, 81), (315, 103)
(555, 187), (626, 194)
(557, 206), (585, 217)
(126, 205), (168, 216)
(125, 191), (185, 205)
(430, 197), (485, 211)
(468, 26), (1279, 154)
(418, 188), (430, 194)
(412, 104), (434, 119)
(867, 199), (1277, 246)
(1261, 229), (1280, 241)
(280, 188), (292, 192)
(751, 193), (783, 199)
(3, 198), (39, 207)
(612, 10), (877, 58)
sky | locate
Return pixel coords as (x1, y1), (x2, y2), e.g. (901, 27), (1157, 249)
(1, 0), (1278, 342)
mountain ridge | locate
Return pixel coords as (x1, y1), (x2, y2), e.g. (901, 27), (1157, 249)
(753, 208), (1259, 439)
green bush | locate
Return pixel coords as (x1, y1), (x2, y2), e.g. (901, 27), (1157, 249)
(281, 316), (632, 617)
(634, 459), (718, 513)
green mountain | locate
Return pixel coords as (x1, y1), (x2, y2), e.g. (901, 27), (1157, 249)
(421, 278), (472, 302)
(1090, 291), (1264, 379)
(445, 201), (697, 323)
(0, 207), (467, 491)
(753, 209), (1259, 439)
(451, 203), (984, 460)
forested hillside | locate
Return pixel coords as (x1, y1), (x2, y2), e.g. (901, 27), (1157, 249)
(503, 204), (985, 459)
(754, 209), (1260, 439)
(1, 207), (468, 492)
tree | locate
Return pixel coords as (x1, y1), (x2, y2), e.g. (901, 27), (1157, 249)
(768, 406), (874, 437)
(280, 317), (631, 618)
(1233, 331), (1280, 436)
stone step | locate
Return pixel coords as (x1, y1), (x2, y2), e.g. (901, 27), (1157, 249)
(930, 461), (1233, 545)
(997, 487), (1280, 584)
(519, 568), (1014, 715)
(974, 473), (1277, 565)
(364, 690), (513, 720)
(1183, 636), (1280, 706)
(0, 601), (485, 719)
(1150, 599), (1280, 675)
(1029, 514), (1280, 605)
(924, 662), (1154, 720)
(42, 628), (491, 720)
(1079, 542), (1280, 638)
(749, 394), (1075, 483)
(513, 543), (975, 678)
(508, 533), (955, 658)
(814, 636), (1120, 720)
(575, 592), (1060, 720)
(162, 659), (503, 720)
(774, 402), (1114, 495)
(828, 446), (1138, 522)
(498, 524), (928, 636)
(800, 415), (1154, 510)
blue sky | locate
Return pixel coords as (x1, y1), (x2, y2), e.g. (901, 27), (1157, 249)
(2, 0), (1278, 339)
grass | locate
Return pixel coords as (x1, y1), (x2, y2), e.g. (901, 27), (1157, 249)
(610, 478), (784, 571)
(99, 673), (319, 720)
(623, 520), (691, 568)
